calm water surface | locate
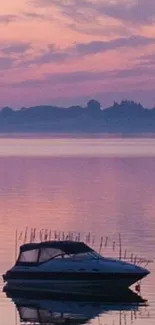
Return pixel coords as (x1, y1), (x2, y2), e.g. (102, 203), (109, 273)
(0, 135), (155, 325)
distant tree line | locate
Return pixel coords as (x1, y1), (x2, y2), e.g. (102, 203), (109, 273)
(1, 99), (155, 133)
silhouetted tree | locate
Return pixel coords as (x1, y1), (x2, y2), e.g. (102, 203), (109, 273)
(1, 107), (13, 117)
(86, 99), (101, 116)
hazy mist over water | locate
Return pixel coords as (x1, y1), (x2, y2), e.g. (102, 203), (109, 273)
(0, 135), (155, 325)
(1, 135), (155, 157)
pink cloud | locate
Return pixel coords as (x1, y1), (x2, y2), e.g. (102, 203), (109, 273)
(0, 0), (155, 106)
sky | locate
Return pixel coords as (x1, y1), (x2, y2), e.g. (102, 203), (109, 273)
(1, 0), (155, 108)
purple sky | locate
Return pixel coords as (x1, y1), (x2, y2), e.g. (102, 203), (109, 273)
(1, 0), (155, 108)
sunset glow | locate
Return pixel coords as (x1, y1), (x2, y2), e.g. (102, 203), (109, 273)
(1, 0), (155, 107)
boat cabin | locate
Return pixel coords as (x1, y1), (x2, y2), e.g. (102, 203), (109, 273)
(16, 241), (98, 265)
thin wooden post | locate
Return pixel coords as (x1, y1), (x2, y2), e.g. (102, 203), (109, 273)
(99, 236), (103, 254)
(15, 229), (18, 261)
(118, 233), (122, 260)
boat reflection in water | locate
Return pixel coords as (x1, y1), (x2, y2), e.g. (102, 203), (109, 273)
(4, 287), (148, 325)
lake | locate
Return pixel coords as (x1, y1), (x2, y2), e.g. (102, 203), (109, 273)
(0, 135), (155, 325)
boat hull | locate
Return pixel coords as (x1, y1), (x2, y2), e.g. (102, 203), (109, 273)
(4, 274), (143, 296)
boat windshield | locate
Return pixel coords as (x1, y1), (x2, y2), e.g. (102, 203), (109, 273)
(70, 251), (102, 260)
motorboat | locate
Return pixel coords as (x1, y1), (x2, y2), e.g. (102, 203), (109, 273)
(3, 240), (150, 296)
